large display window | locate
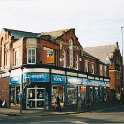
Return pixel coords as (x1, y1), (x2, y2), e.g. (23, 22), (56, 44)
(67, 86), (77, 105)
(26, 88), (48, 109)
(51, 85), (64, 109)
(79, 86), (86, 102)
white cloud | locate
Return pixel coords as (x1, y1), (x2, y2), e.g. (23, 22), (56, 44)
(0, 0), (124, 52)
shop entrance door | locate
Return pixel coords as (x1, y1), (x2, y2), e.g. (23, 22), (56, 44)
(26, 88), (46, 109)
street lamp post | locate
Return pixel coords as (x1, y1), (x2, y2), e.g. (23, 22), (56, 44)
(121, 27), (124, 97)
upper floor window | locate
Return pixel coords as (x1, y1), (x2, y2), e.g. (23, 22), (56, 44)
(91, 63), (95, 74)
(63, 49), (66, 68)
(84, 60), (88, 72)
(99, 64), (103, 76)
(76, 55), (79, 70)
(27, 48), (36, 64)
(14, 49), (20, 66)
(104, 66), (107, 76)
(69, 39), (73, 68)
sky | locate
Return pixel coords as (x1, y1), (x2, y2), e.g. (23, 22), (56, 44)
(0, 0), (124, 51)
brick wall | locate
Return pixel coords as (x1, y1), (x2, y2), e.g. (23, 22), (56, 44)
(0, 77), (9, 105)
(56, 29), (82, 69)
(23, 38), (59, 66)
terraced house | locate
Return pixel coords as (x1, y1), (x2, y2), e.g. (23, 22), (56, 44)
(84, 43), (123, 103)
(0, 28), (110, 111)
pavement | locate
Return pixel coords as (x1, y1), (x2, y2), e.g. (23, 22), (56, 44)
(0, 108), (78, 116)
(0, 103), (124, 116)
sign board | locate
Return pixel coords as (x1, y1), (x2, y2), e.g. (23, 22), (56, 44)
(67, 72), (77, 76)
(25, 73), (49, 83)
(104, 78), (110, 82)
(95, 77), (99, 80)
(67, 76), (82, 84)
(51, 74), (65, 84)
(51, 69), (65, 75)
(78, 73), (87, 78)
(88, 76), (94, 80)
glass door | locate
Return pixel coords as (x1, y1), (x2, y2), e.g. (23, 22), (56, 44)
(26, 88), (46, 109)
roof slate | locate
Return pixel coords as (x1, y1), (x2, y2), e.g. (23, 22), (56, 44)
(84, 44), (118, 64)
(3, 28), (41, 39)
(41, 29), (71, 39)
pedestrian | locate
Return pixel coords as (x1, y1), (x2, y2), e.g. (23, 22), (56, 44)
(56, 96), (61, 112)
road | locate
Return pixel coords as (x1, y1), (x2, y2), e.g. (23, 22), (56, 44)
(0, 105), (124, 124)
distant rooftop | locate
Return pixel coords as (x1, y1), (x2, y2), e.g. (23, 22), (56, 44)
(42, 28), (73, 39)
(84, 43), (119, 64)
(2, 28), (41, 39)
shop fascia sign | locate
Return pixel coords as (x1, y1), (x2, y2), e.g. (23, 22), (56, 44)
(24, 72), (49, 83)
(67, 72), (77, 76)
(51, 69), (65, 75)
(51, 74), (65, 84)
(104, 78), (110, 82)
(95, 77), (99, 80)
(100, 77), (104, 81)
(67, 76), (82, 84)
(99, 80), (105, 86)
(88, 76), (94, 80)
(10, 69), (22, 85)
(83, 78), (88, 85)
(23, 68), (49, 73)
(78, 73), (87, 78)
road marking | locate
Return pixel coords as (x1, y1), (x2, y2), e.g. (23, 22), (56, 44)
(72, 121), (88, 124)
(30, 120), (88, 124)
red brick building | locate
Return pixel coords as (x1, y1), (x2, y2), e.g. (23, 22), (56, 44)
(84, 43), (123, 102)
(0, 28), (110, 110)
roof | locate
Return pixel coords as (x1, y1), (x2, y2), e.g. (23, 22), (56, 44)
(84, 44), (118, 64)
(83, 50), (99, 60)
(3, 28), (41, 39)
(41, 29), (72, 39)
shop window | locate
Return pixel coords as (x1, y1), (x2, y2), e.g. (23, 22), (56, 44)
(43, 47), (55, 64)
(67, 87), (77, 105)
(51, 86), (64, 110)
(27, 48), (36, 64)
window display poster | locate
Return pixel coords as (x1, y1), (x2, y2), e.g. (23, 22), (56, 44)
(43, 47), (55, 64)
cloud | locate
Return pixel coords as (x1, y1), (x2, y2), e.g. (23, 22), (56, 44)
(0, 0), (123, 51)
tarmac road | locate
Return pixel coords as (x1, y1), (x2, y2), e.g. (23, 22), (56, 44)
(0, 104), (124, 124)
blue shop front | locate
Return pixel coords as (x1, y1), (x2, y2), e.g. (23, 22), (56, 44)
(51, 69), (66, 110)
(9, 67), (110, 111)
(10, 68), (66, 110)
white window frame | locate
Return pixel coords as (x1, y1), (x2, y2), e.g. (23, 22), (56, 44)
(69, 39), (73, 68)
(84, 60), (88, 72)
(15, 49), (20, 66)
(63, 50), (66, 68)
(27, 48), (36, 64)
(91, 63), (95, 74)
(76, 55), (79, 70)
